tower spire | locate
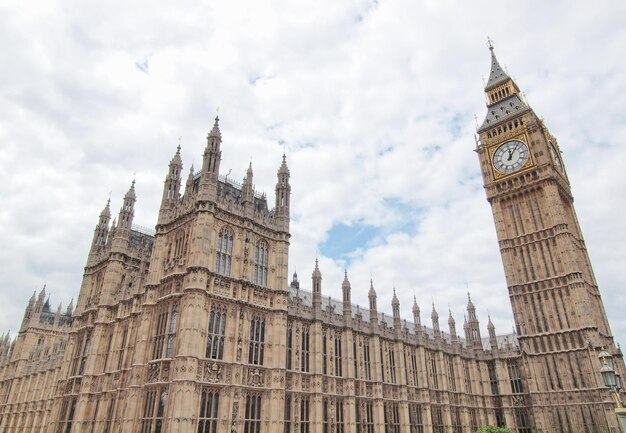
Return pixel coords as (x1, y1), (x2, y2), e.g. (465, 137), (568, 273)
(485, 42), (510, 90)
(159, 144), (183, 222)
(89, 197), (111, 261)
(478, 44), (529, 133)
(368, 279), (378, 325)
(312, 258), (322, 314)
(342, 269), (352, 322)
(199, 115), (222, 199)
(275, 153), (291, 230)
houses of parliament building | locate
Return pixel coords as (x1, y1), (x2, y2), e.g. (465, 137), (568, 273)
(0, 46), (624, 433)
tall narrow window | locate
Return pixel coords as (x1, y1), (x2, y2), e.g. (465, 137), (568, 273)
(103, 397), (116, 433)
(286, 323), (293, 370)
(355, 400), (362, 433)
(388, 349), (396, 384)
(71, 330), (91, 376)
(323, 331), (328, 375)
(353, 340), (358, 379)
(152, 303), (178, 360)
(336, 401), (344, 433)
(380, 346), (385, 383)
(363, 340), (371, 380)
(410, 351), (419, 386)
(431, 406), (444, 433)
(463, 362), (472, 394)
(117, 328), (128, 370)
(301, 325), (310, 372)
(253, 241), (269, 287)
(57, 397), (77, 433)
(206, 305), (226, 360)
(515, 409), (532, 433)
(248, 315), (265, 365)
(323, 399), (330, 433)
(409, 404), (424, 433)
(244, 394), (262, 433)
(488, 361), (500, 395)
(79, 333), (92, 375)
(284, 394), (292, 433)
(508, 360), (523, 394)
(152, 310), (168, 360)
(300, 397), (310, 433)
(447, 356), (456, 392)
(365, 402), (374, 433)
(165, 306), (178, 358)
(384, 402), (400, 433)
(141, 388), (167, 433)
(197, 389), (219, 433)
(428, 352), (439, 389)
(215, 228), (233, 276)
(334, 335), (343, 377)
(451, 407), (462, 433)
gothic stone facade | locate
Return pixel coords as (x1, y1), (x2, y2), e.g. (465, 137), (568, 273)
(0, 48), (624, 433)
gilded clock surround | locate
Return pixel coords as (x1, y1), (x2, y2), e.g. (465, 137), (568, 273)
(488, 134), (534, 180)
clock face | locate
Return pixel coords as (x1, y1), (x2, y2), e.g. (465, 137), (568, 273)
(549, 142), (564, 172)
(492, 140), (529, 174)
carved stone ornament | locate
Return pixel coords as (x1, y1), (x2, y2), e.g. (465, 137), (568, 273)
(248, 368), (264, 387)
(204, 362), (222, 383)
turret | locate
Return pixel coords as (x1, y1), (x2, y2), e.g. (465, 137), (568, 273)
(431, 304), (440, 338)
(66, 299), (74, 316)
(463, 316), (470, 341)
(290, 271), (300, 290)
(342, 270), (352, 322)
(199, 116), (222, 200)
(118, 180), (136, 231)
(35, 285), (47, 313)
(312, 259), (322, 314)
(242, 162), (255, 207)
(448, 309), (457, 343)
(89, 198), (111, 262)
(159, 145), (183, 223)
(466, 293), (482, 347)
(412, 296), (422, 335)
(488, 316), (498, 350)
(392, 288), (401, 330)
(21, 291), (37, 330)
(184, 165), (195, 202)
(368, 279), (378, 325)
(274, 154), (291, 229)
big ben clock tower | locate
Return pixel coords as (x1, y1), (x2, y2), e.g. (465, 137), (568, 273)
(476, 44), (625, 432)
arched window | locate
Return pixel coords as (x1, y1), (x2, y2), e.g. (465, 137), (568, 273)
(151, 303), (178, 360)
(248, 315), (265, 365)
(215, 228), (233, 276)
(253, 240), (269, 287)
(165, 306), (178, 358)
(206, 305), (226, 360)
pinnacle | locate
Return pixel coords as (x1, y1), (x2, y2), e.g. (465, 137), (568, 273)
(209, 116), (221, 138)
(485, 43), (510, 90)
(101, 198), (111, 217)
(170, 144), (183, 166)
(125, 179), (137, 200)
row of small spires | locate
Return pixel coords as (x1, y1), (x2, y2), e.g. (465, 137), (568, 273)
(26, 284), (74, 317)
(294, 261), (499, 341)
(91, 116), (290, 245)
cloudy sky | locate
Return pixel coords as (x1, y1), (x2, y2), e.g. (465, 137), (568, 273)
(1, 0), (625, 344)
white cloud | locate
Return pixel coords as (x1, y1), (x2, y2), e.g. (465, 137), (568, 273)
(1, 0), (625, 346)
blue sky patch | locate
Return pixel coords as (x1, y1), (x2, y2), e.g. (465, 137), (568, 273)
(320, 223), (382, 260)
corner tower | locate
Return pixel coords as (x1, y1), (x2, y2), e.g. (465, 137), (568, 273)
(476, 44), (624, 432)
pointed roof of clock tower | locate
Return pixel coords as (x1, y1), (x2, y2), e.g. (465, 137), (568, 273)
(485, 43), (510, 90)
(478, 43), (531, 133)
